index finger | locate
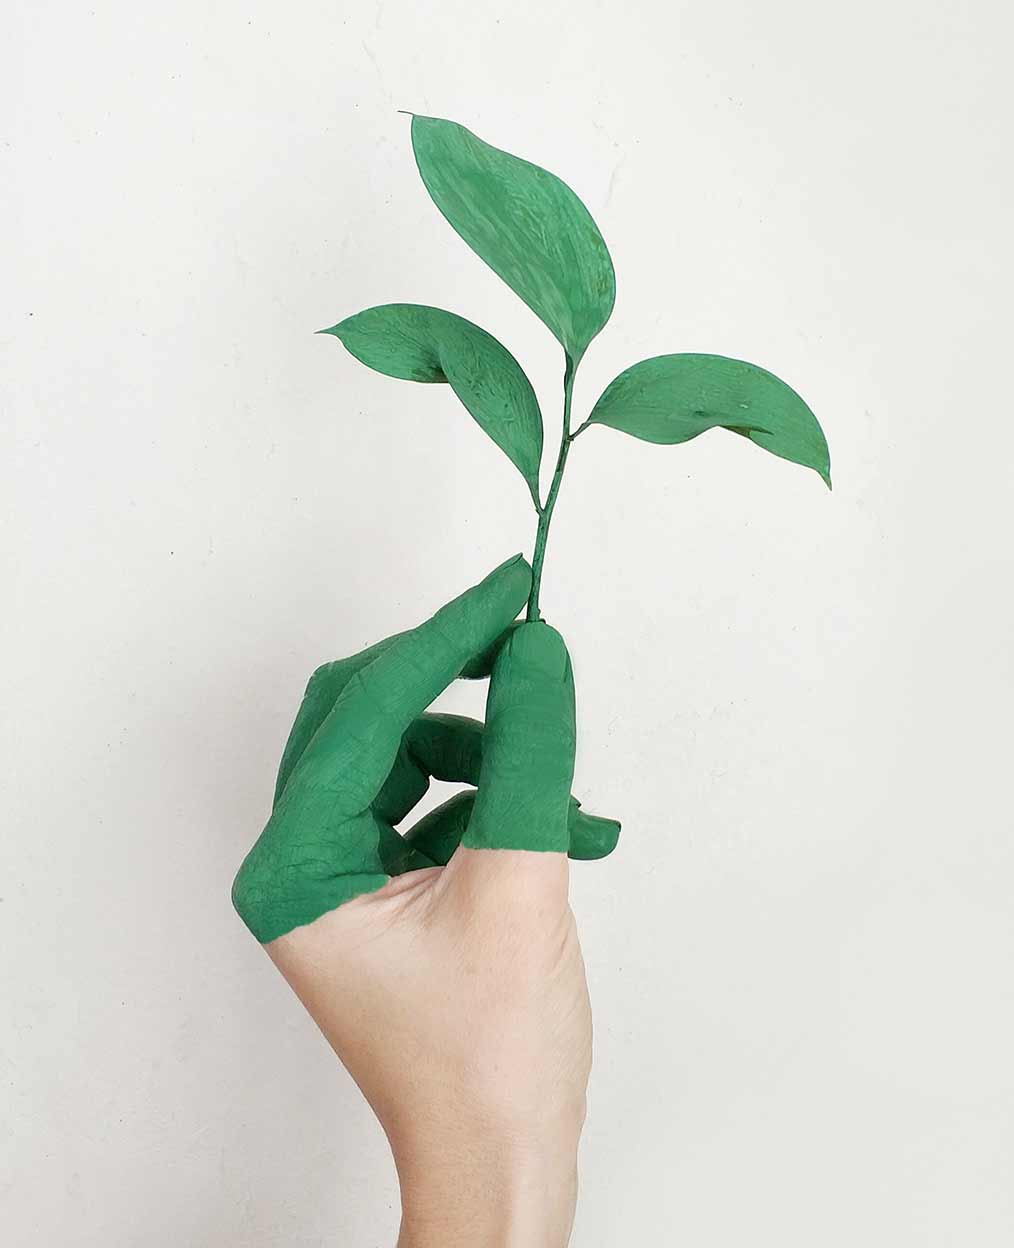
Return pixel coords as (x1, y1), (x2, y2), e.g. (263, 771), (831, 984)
(288, 552), (532, 817)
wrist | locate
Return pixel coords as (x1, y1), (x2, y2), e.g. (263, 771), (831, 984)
(394, 1128), (580, 1248)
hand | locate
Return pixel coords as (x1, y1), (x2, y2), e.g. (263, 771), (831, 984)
(232, 554), (620, 1247)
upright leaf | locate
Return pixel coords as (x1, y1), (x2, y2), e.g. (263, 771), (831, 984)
(585, 353), (831, 487)
(319, 303), (544, 502)
(407, 113), (615, 367)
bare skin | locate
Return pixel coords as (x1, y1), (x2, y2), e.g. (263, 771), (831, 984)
(234, 560), (605, 1245)
(266, 846), (590, 1247)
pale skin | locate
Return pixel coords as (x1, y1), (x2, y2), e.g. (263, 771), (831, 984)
(235, 557), (605, 1246)
(267, 849), (590, 1247)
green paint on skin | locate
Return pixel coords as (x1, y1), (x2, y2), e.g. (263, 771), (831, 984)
(375, 712), (618, 859)
(273, 623), (529, 811)
(392, 791), (619, 874)
(234, 115), (836, 945)
(232, 556), (620, 944)
(463, 622), (575, 852)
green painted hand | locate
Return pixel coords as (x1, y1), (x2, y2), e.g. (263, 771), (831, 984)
(231, 554), (620, 944)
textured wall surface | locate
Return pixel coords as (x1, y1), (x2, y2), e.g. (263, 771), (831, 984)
(5, 2), (1013, 1243)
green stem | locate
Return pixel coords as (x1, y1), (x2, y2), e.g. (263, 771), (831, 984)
(527, 357), (576, 622)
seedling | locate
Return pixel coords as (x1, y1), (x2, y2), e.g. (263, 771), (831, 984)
(321, 114), (831, 622)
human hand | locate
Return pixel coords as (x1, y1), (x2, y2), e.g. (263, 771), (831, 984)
(232, 554), (619, 1247)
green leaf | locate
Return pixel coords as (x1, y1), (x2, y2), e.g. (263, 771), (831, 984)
(585, 353), (831, 488)
(319, 303), (544, 502)
(406, 112), (615, 367)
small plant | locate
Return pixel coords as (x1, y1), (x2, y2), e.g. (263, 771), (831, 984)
(321, 113), (831, 622)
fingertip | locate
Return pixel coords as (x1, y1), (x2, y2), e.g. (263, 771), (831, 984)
(569, 810), (621, 860)
(501, 619), (569, 680)
(485, 551), (532, 589)
(459, 621), (522, 679)
(464, 553), (531, 630)
(487, 550), (528, 574)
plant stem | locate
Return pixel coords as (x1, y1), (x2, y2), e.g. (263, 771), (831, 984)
(526, 357), (576, 622)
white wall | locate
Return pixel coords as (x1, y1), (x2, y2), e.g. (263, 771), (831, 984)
(5, 2), (1013, 1243)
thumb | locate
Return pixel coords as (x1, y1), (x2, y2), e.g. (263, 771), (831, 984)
(460, 621), (576, 856)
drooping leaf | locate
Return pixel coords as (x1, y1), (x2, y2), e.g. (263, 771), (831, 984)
(319, 303), (544, 501)
(407, 112), (615, 368)
(585, 353), (831, 487)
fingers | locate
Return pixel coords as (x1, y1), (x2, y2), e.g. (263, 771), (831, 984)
(271, 584), (521, 814)
(232, 809), (392, 943)
(373, 713), (484, 825)
(403, 791), (621, 865)
(460, 622), (576, 854)
(273, 635), (402, 806)
(402, 789), (475, 865)
(376, 818), (439, 876)
(566, 801), (622, 859)
(232, 555), (531, 944)
(274, 622), (517, 808)
(380, 707), (620, 860)
(279, 553), (531, 817)
(458, 621), (523, 679)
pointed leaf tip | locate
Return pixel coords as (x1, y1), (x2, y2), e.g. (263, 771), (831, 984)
(587, 352), (831, 486)
(408, 114), (615, 364)
(321, 302), (544, 498)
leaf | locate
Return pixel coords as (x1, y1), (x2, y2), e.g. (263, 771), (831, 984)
(585, 353), (831, 487)
(319, 303), (544, 501)
(406, 112), (615, 367)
